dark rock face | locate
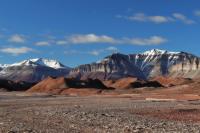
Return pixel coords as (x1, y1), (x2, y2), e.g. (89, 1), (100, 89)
(63, 78), (110, 89)
(1, 49), (200, 83)
(0, 58), (71, 83)
(69, 53), (146, 80)
(0, 65), (70, 83)
(129, 50), (200, 78)
(69, 49), (200, 80)
(0, 79), (36, 91)
(28, 77), (113, 94)
(130, 81), (164, 88)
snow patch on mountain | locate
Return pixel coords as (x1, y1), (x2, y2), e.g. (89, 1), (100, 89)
(141, 49), (180, 55)
(0, 64), (9, 68)
(9, 58), (68, 69)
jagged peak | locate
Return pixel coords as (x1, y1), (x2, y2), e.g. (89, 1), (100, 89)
(142, 49), (180, 55)
(0, 64), (9, 68)
(9, 58), (68, 69)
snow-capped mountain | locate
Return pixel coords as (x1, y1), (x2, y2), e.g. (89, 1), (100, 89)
(69, 49), (200, 80)
(0, 64), (9, 70)
(142, 49), (179, 55)
(0, 64), (9, 67)
(10, 58), (67, 69)
(69, 53), (146, 80)
(130, 49), (200, 78)
(0, 49), (200, 82)
(0, 58), (71, 82)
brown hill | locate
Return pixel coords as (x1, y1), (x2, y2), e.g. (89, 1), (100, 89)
(104, 77), (137, 89)
(104, 77), (163, 89)
(151, 76), (193, 87)
(27, 77), (113, 95)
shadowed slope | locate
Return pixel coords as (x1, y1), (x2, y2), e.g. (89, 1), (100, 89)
(0, 79), (36, 91)
(27, 77), (113, 95)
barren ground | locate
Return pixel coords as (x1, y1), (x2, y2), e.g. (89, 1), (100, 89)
(1, 92), (200, 133)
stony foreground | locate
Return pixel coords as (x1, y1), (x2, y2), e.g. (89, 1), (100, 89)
(1, 92), (200, 132)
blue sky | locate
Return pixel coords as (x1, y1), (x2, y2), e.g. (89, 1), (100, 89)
(0, 0), (200, 67)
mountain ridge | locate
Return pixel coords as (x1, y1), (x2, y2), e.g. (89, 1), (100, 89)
(69, 49), (200, 80)
(0, 58), (71, 82)
(0, 49), (200, 82)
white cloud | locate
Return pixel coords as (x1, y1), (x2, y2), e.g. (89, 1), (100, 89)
(106, 46), (118, 51)
(65, 33), (166, 46)
(0, 47), (34, 55)
(64, 50), (80, 55)
(64, 46), (119, 56)
(172, 13), (195, 24)
(56, 40), (68, 45)
(127, 13), (173, 24)
(35, 41), (50, 46)
(0, 34), (4, 38)
(127, 36), (167, 45)
(68, 34), (116, 44)
(115, 14), (123, 19)
(88, 50), (100, 56)
(148, 16), (173, 23)
(64, 50), (101, 56)
(120, 12), (195, 24)
(128, 13), (146, 21)
(8, 34), (26, 43)
(88, 47), (118, 56)
(194, 10), (200, 17)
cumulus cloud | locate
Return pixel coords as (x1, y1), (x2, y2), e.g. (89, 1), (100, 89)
(8, 34), (26, 43)
(64, 50), (80, 55)
(68, 34), (116, 44)
(127, 36), (167, 45)
(0, 34), (4, 38)
(64, 50), (102, 56)
(120, 12), (195, 24)
(35, 41), (50, 46)
(88, 47), (118, 56)
(0, 47), (34, 55)
(194, 10), (200, 17)
(64, 46), (118, 56)
(128, 13), (173, 24)
(65, 33), (167, 46)
(106, 46), (118, 51)
(172, 13), (195, 24)
(88, 50), (101, 56)
(56, 40), (68, 45)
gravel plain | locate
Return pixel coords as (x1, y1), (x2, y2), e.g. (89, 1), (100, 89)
(1, 92), (200, 133)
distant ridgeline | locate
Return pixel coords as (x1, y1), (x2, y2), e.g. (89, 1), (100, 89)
(0, 49), (200, 82)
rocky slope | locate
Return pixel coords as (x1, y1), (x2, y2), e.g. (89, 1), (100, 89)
(0, 58), (71, 83)
(27, 77), (112, 95)
(104, 77), (163, 90)
(0, 49), (199, 82)
(69, 49), (200, 80)
(0, 64), (9, 71)
(69, 53), (146, 80)
(130, 49), (200, 78)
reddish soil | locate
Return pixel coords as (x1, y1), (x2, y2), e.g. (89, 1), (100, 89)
(27, 77), (111, 95)
(103, 77), (138, 89)
(26, 76), (200, 101)
(61, 88), (103, 96)
(131, 107), (200, 122)
(152, 76), (193, 87)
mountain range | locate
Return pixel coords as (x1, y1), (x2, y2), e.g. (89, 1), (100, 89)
(0, 58), (70, 82)
(0, 49), (200, 83)
(69, 49), (200, 80)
